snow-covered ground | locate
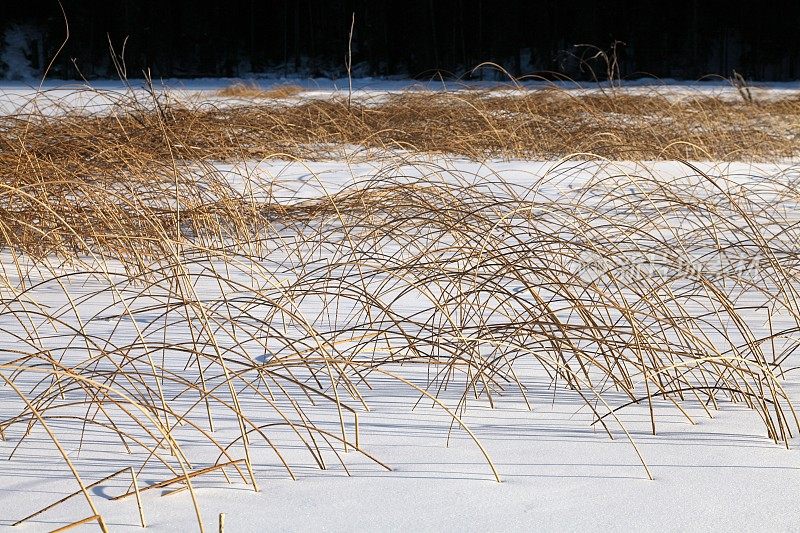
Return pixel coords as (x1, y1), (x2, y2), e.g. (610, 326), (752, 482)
(2, 76), (800, 116)
(3, 375), (797, 531)
(1, 84), (799, 532)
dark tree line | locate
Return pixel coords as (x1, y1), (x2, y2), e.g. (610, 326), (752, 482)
(1, 0), (799, 80)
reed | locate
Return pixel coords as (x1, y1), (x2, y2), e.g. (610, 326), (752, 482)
(0, 82), (798, 529)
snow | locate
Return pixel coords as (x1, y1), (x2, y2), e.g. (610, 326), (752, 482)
(5, 391), (797, 531)
(1, 84), (799, 532)
(2, 77), (800, 116)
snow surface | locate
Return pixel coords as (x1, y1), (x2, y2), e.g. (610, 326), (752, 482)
(1, 77), (800, 117)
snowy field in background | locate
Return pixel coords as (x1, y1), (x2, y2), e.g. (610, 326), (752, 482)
(1, 77), (800, 116)
(0, 84), (799, 532)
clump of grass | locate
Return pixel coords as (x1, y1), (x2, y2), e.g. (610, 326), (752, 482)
(216, 82), (304, 99)
(3, 84), (800, 262)
(6, 84), (800, 168)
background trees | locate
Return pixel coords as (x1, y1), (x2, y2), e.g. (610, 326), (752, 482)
(1, 0), (798, 81)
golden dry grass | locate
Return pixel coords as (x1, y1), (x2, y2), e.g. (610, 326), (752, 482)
(3, 86), (799, 259)
(9, 87), (800, 161)
(215, 82), (304, 99)
(1, 84), (799, 530)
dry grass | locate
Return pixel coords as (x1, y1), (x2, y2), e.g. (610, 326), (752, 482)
(0, 83), (799, 530)
(2, 86), (799, 260)
(215, 82), (304, 99)
(7, 86), (800, 163)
